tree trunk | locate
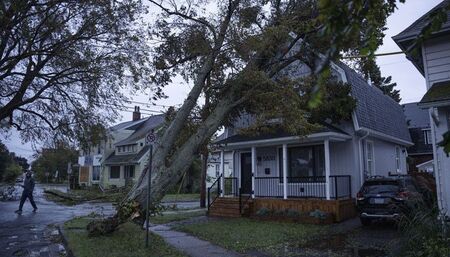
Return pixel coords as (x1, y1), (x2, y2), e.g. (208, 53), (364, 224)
(200, 153), (207, 208)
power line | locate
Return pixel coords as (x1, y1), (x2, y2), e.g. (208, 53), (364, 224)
(341, 51), (404, 59)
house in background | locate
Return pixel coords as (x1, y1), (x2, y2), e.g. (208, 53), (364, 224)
(393, 0), (450, 217)
(207, 58), (412, 222)
(77, 107), (165, 189)
(103, 114), (164, 188)
(402, 102), (433, 172)
(77, 106), (146, 187)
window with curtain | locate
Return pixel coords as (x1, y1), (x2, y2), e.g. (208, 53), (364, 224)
(279, 145), (325, 182)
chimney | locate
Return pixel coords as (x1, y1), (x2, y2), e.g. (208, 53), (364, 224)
(132, 106), (141, 121)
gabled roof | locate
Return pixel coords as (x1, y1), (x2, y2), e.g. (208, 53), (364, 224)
(109, 118), (147, 132)
(392, 0), (450, 74)
(402, 102), (430, 128)
(104, 145), (151, 165)
(418, 80), (450, 108)
(115, 114), (165, 146)
(336, 63), (412, 144)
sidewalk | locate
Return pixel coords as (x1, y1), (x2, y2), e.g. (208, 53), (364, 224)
(149, 224), (242, 257)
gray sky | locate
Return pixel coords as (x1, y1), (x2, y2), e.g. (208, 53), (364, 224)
(2, 0), (442, 161)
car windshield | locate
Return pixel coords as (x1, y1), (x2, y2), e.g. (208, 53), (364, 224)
(362, 182), (400, 194)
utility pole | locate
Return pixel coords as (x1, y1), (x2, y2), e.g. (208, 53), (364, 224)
(145, 129), (156, 248)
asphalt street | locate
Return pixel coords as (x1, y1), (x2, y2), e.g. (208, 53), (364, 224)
(0, 184), (115, 257)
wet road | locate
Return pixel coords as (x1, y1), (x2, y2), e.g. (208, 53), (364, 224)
(0, 184), (115, 257)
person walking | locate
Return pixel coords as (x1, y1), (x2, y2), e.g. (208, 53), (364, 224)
(15, 171), (37, 214)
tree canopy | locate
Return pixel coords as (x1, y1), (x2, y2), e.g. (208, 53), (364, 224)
(0, 0), (155, 147)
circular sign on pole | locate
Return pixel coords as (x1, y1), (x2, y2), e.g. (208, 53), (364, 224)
(145, 130), (157, 145)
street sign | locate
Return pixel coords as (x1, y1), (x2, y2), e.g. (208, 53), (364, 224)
(145, 130), (156, 145)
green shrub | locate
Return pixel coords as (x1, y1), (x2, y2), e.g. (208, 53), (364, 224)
(255, 207), (271, 217)
(309, 209), (328, 220)
(286, 209), (301, 218)
(397, 198), (450, 257)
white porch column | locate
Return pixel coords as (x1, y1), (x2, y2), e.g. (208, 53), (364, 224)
(324, 139), (331, 200)
(251, 146), (256, 199)
(220, 150), (225, 197)
(282, 144), (288, 200)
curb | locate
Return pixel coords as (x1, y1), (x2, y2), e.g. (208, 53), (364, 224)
(58, 225), (75, 257)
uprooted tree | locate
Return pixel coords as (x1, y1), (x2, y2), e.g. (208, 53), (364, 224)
(102, 0), (409, 230)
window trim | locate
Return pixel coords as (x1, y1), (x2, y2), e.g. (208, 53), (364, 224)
(365, 140), (375, 176)
(422, 129), (432, 145)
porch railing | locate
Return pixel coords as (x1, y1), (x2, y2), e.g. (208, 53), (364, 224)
(207, 175), (221, 210)
(254, 175), (351, 200)
(223, 177), (239, 196)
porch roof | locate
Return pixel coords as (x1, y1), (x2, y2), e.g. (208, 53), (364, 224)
(215, 126), (351, 148)
(418, 81), (450, 108)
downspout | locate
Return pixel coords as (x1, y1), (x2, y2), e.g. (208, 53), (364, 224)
(358, 130), (370, 186)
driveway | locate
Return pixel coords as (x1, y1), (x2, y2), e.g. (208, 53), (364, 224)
(0, 184), (115, 257)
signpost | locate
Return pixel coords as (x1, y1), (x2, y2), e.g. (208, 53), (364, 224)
(145, 129), (156, 247)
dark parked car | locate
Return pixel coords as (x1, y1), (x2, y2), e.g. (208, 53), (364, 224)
(356, 176), (416, 226)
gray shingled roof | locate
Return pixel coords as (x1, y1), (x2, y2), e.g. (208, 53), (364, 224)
(402, 102), (430, 128)
(337, 63), (412, 143)
(104, 145), (150, 165)
(392, 0), (450, 42)
(419, 80), (450, 107)
(115, 114), (165, 146)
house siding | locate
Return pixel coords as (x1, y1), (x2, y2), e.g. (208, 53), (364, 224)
(424, 34), (450, 85)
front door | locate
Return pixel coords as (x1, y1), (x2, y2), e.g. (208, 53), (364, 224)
(241, 153), (252, 194)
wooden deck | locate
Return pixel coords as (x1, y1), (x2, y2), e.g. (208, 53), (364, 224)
(208, 197), (356, 222)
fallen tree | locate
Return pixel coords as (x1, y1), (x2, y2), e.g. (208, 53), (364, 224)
(90, 0), (405, 234)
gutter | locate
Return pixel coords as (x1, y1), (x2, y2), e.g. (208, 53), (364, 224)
(358, 130), (370, 186)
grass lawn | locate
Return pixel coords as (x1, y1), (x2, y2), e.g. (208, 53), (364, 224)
(161, 193), (200, 202)
(63, 217), (186, 257)
(150, 210), (206, 224)
(176, 218), (326, 253)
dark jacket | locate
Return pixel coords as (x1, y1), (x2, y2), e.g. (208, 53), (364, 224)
(23, 176), (35, 193)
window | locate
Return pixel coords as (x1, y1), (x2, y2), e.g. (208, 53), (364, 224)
(215, 164), (220, 177)
(110, 166), (120, 179)
(92, 166), (100, 181)
(124, 165), (135, 178)
(423, 129), (432, 145)
(279, 145), (325, 182)
(366, 141), (374, 176)
(118, 147), (122, 153)
(395, 147), (401, 172)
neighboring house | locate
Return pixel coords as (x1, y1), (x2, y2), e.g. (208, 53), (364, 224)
(103, 114), (165, 188)
(393, 0), (450, 217)
(78, 106), (146, 187)
(402, 102), (433, 172)
(208, 58), (412, 221)
(77, 106), (165, 189)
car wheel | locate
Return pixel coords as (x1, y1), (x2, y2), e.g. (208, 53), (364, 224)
(360, 217), (371, 226)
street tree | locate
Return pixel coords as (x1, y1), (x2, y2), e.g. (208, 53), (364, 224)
(0, 0), (155, 147)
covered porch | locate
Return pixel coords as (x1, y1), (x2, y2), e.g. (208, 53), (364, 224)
(207, 130), (356, 221)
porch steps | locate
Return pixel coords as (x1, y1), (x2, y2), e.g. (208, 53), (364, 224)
(208, 197), (252, 218)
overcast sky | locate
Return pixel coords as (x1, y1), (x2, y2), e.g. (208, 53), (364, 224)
(1, 0), (443, 162)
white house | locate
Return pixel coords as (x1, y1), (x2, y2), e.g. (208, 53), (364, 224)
(393, 0), (450, 217)
(207, 57), (412, 221)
